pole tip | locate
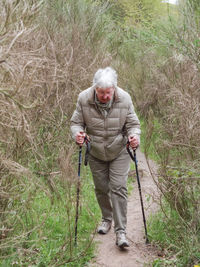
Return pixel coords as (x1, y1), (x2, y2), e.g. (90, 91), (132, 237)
(145, 238), (150, 244)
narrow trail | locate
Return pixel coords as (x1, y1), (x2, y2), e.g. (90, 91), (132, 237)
(89, 149), (160, 267)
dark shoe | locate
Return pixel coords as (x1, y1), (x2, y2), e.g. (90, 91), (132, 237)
(116, 231), (129, 248)
(97, 220), (112, 234)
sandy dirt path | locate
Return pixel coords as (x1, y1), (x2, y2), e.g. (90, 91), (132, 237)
(89, 149), (160, 267)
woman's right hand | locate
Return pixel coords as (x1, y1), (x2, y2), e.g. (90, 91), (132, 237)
(76, 131), (86, 146)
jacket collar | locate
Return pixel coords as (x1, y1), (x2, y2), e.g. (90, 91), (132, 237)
(88, 86), (120, 104)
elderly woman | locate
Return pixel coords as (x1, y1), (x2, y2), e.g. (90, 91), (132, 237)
(70, 67), (140, 248)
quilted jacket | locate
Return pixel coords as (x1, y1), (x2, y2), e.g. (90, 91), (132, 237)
(70, 86), (141, 161)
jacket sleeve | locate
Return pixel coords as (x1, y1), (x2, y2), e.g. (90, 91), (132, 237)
(124, 97), (141, 141)
(70, 96), (85, 140)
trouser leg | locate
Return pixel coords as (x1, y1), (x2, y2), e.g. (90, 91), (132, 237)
(109, 148), (131, 233)
(89, 154), (112, 222)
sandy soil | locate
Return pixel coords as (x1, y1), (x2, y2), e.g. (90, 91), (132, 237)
(89, 149), (160, 267)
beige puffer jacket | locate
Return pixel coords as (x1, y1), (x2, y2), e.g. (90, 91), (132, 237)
(70, 86), (141, 161)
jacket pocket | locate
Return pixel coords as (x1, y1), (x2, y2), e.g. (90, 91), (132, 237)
(107, 134), (124, 149)
(106, 134), (127, 157)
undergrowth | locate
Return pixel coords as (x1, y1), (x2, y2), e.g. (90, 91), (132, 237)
(0, 157), (101, 266)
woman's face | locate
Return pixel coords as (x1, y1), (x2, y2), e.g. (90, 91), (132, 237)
(96, 87), (115, 103)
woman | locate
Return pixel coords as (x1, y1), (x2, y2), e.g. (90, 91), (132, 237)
(70, 67), (140, 248)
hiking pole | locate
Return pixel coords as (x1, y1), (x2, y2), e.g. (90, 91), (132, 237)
(74, 145), (82, 247)
(74, 136), (90, 247)
(126, 142), (149, 244)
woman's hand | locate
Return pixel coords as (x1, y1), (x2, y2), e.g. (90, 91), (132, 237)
(76, 131), (86, 146)
(128, 135), (139, 150)
(76, 132), (90, 146)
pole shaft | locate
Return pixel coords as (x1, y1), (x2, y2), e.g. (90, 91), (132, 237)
(74, 146), (82, 246)
(134, 151), (149, 243)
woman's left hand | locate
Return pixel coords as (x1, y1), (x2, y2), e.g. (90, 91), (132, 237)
(128, 135), (139, 150)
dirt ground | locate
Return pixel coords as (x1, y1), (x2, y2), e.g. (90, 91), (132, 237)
(89, 149), (161, 267)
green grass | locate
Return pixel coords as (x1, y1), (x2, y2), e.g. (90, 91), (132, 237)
(149, 202), (200, 267)
(0, 164), (101, 267)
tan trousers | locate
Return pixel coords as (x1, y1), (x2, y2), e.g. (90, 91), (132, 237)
(89, 148), (131, 233)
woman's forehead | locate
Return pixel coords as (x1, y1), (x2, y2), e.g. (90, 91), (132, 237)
(96, 87), (115, 92)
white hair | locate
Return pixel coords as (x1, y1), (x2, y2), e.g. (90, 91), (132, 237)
(93, 67), (117, 89)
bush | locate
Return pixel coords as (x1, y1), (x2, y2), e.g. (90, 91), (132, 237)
(0, 0), (113, 264)
(116, 1), (200, 265)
